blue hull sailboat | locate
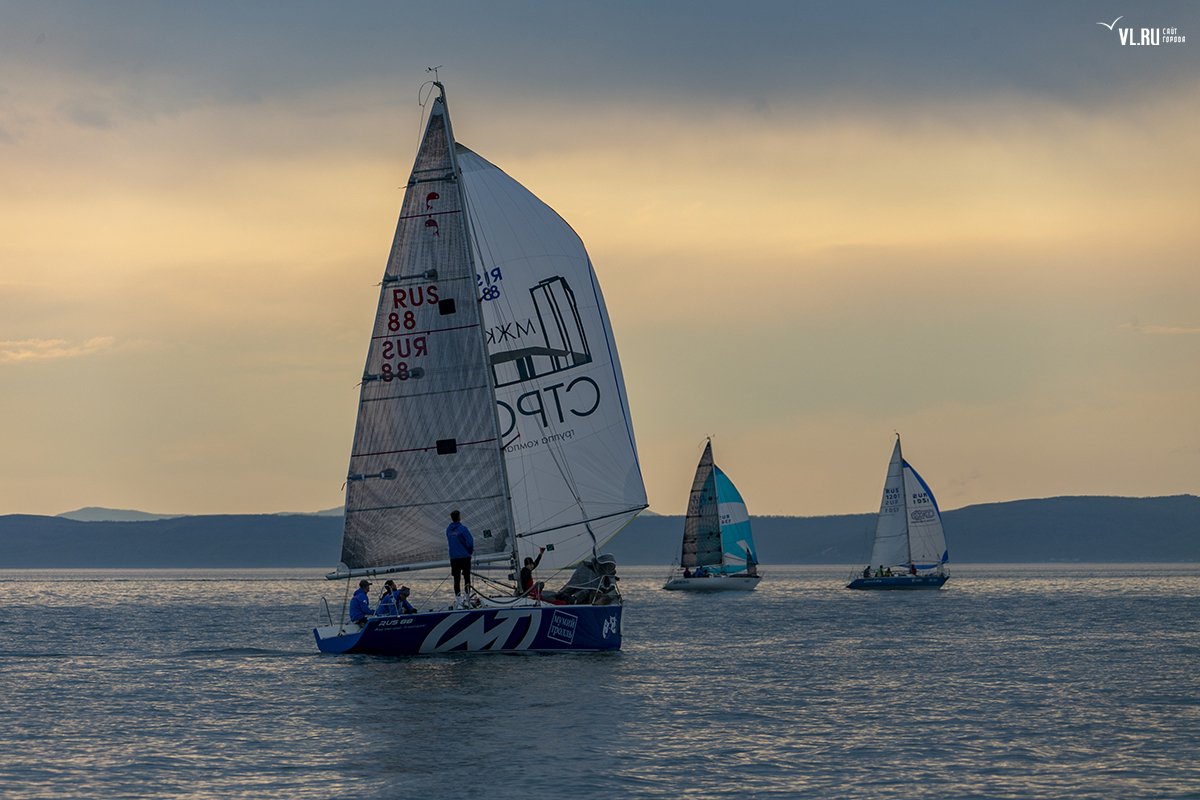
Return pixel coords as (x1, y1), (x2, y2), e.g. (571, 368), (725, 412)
(847, 436), (949, 590)
(663, 440), (761, 591)
(314, 83), (647, 654)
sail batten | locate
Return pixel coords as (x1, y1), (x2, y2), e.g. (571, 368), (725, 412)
(680, 441), (722, 568)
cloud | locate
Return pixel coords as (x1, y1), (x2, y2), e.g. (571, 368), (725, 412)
(0, 337), (115, 364)
(1119, 323), (1200, 335)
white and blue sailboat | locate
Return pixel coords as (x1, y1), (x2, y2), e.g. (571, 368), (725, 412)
(847, 436), (949, 590)
(663, 440), (761, 591)
(314, 83), (647, 654)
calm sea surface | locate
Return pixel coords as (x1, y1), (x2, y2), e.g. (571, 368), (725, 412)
(1, 564), (1198, 799)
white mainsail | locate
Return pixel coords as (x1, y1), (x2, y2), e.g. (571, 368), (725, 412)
(868, 437), (948, 570)
(332, 86), (645, 578)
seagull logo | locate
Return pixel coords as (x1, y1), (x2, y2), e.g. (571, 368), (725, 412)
(1097, 16), (1122, 30)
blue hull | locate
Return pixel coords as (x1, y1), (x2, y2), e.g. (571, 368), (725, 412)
(846, 575), (949, 590)
(314, 604), (622, 654)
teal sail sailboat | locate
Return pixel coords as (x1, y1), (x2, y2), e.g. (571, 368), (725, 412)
(663, 440), (760, 591)
(313, 83), (647, 654)
(847, 436), (949, 590)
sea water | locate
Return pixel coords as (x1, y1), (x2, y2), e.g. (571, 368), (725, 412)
(1, 564), (1198, 799)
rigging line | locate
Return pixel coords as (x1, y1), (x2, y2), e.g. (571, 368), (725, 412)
(416, 573), (450, 612)
(339, 574), (352, 630)
(471, 570), (515, 594)
(515, 505), (648, 538)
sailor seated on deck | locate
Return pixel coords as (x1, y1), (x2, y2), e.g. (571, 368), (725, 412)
(376, 580), (399, 616)
(395, 585), (417, 614)
(884, 567), (893, 577)
(862, 566), (871, 579)
(875, 566), (884, 577)
(349, 579), (374, 626)
(683, 568), (692, 578)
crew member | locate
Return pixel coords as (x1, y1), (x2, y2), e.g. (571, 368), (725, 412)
(377, 580), (399, 616)
(396, 585), (417, 614)
(446, 509), (474, 607)
(349, 579), (373, 625)
(520, 546), (545, 596)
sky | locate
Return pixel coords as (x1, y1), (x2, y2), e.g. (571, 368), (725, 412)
(1, 1), (1197, 517)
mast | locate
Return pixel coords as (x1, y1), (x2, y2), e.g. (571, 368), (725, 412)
(899, 433), (912, 566)
(435, 82), (523, 592)
(712, 439), (726, 574)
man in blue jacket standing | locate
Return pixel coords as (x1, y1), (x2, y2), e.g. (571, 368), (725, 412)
(446, 509), (474, 608)
(349, 579), (373, 625)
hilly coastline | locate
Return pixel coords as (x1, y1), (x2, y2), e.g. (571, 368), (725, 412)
(2, 495), (1197, 569)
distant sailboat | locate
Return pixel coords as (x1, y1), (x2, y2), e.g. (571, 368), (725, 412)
(847, 436), (949, 590)
(663, 440), (761, 591)
(314, 83), (647, 654)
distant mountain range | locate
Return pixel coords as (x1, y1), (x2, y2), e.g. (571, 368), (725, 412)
(55, 506), (344, 522)
(2, 495), (1196, 569)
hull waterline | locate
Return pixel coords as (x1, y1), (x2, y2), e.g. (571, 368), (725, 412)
(663, 576), (761, 592)
(314, 604), (622, 654)
(846, 575), (949, 590)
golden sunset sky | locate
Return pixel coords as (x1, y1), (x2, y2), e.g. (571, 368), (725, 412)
(1, 2), (1197, 516)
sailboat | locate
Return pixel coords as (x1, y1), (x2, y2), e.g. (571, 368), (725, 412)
(847, 436), (949, 590)
(663, 440), (760, 591)
(314, 83), (647, 654)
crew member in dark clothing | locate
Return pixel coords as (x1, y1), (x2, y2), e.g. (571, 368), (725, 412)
(349, 579), (373, 625)
(377, 580), (399, 616)
(520, 547), (546, 596)
(446, 509), (474, 607)
(396, 585), (417, 614)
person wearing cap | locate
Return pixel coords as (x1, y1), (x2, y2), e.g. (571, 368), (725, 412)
(396, 585), (417, 615)
(349, 579), (374, 625)
(446, 509), (474, 607)
(377, 580), (399, 616)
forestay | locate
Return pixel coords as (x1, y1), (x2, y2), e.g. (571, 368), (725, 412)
(456, 145), (647, 571)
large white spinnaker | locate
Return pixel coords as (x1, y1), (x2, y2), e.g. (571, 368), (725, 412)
(457, 145), (647, 571)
